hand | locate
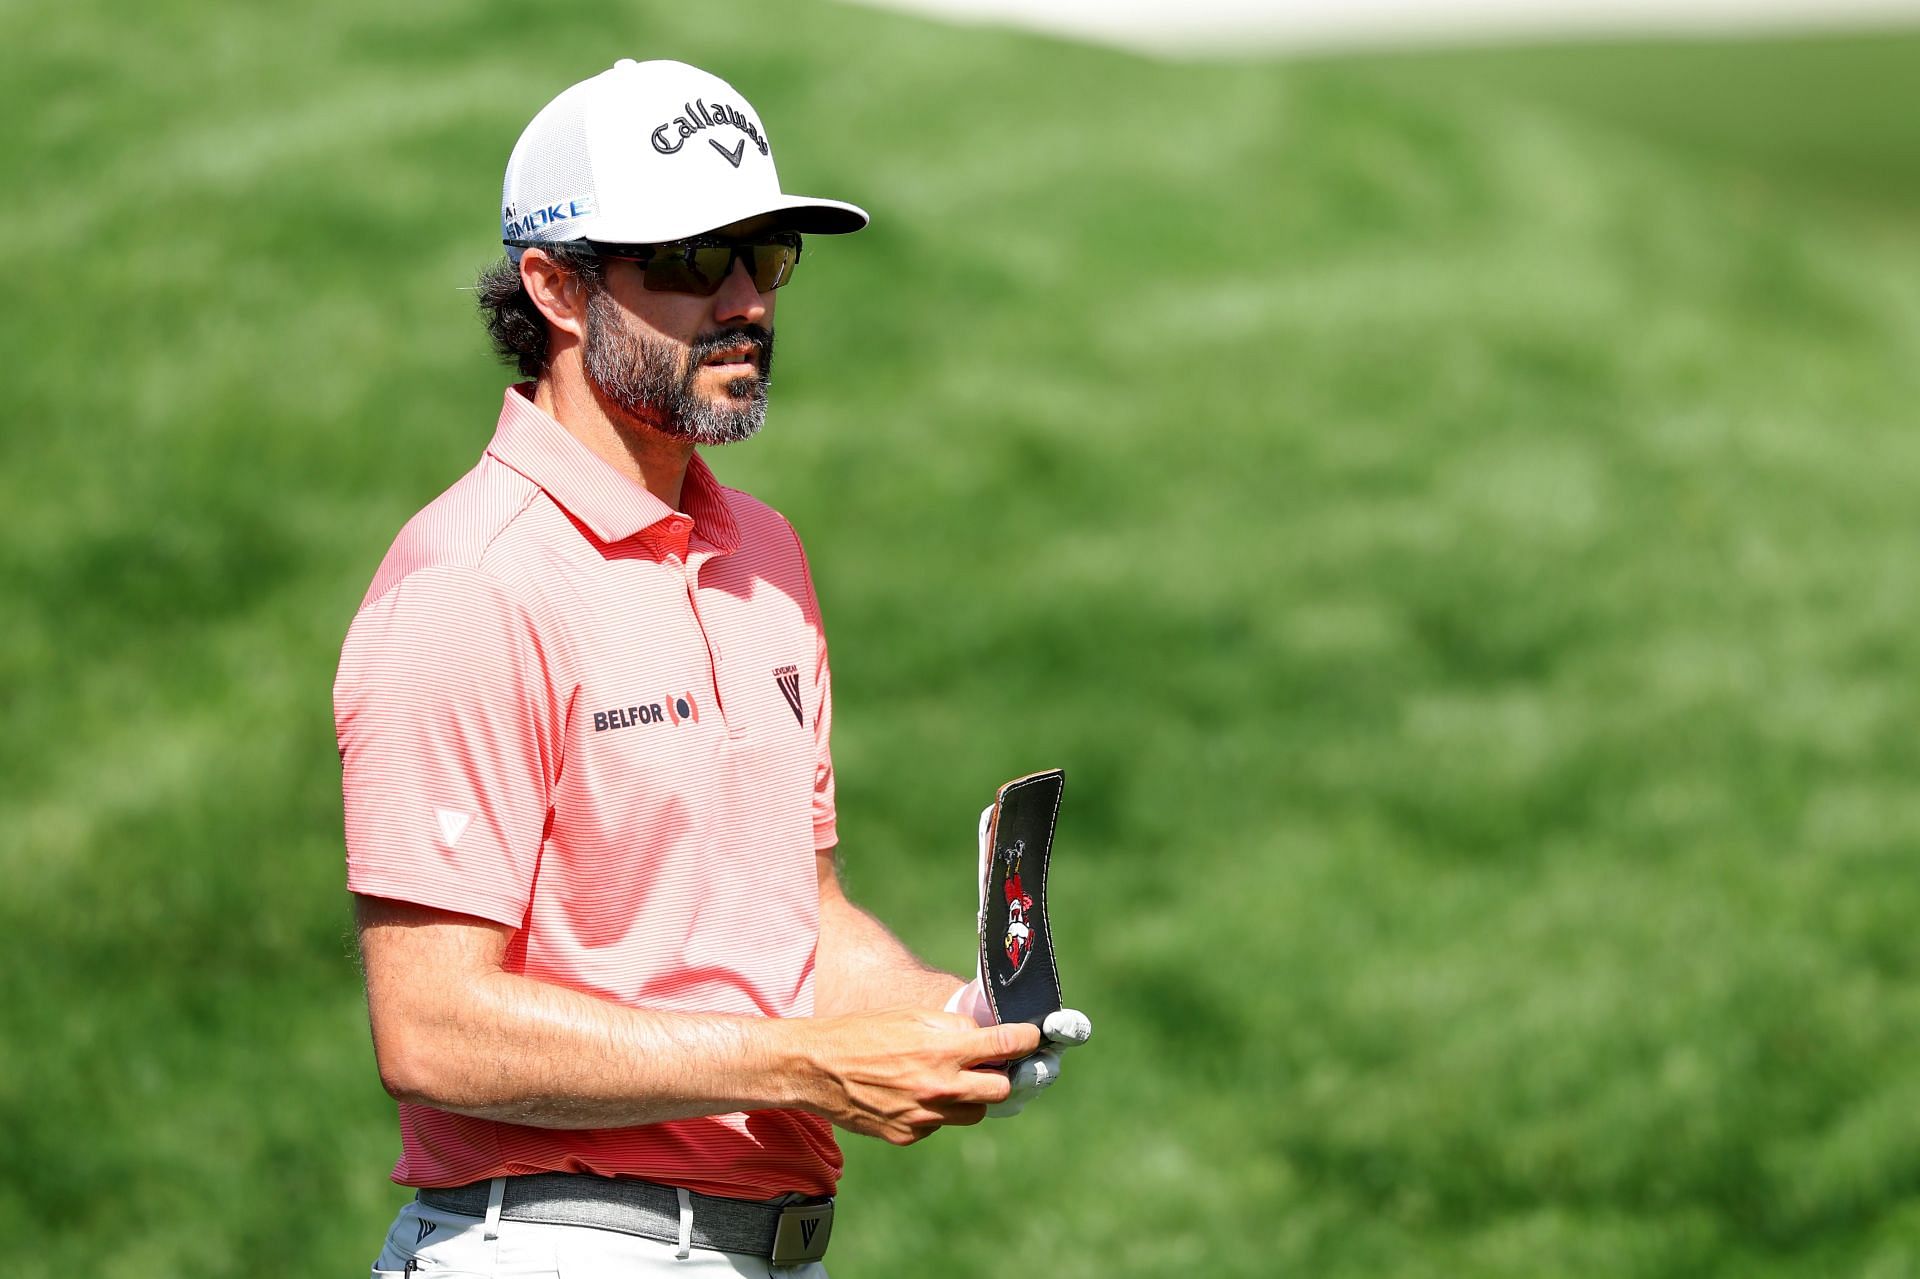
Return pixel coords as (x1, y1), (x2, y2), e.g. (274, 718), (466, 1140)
(986, 1007), (1093, 1118)
(799, 1008), (1042, 1145)
(963, 805), (1094, 1119)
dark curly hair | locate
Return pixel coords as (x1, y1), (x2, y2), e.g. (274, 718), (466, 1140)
(475, 244), (606, 378)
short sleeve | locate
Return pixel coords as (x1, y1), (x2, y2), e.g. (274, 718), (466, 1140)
(811, 621), (836, 849)
(334, 566), (558, 927)
(791, 526), (837, 851)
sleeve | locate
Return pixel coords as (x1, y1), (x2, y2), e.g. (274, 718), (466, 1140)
(790, 523), (837, 850)
(811, 620), (836, 850)
(333, 566), (559, 927)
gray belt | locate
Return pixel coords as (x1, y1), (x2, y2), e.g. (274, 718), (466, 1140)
(417, 1173), (834, 1265)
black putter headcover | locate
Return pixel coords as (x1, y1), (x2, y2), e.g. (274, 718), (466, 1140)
(979, 769), (1066, 1031)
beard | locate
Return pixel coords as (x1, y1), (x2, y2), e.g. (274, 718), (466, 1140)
(581, 288), (775, 446)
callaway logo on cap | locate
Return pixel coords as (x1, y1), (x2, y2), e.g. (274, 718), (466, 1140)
(500, 58), (869, 258)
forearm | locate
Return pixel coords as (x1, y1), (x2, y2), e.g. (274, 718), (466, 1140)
(370, 965), (818, 1128)
(359, 894), (830, 1129)
(356, 894), (1039, 1145)
(814, 887), (965, 1016)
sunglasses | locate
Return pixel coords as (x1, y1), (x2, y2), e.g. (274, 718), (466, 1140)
(584, 232), (804, 296)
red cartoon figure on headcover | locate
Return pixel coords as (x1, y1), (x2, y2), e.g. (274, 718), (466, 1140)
(1003, 840), (1034, 972)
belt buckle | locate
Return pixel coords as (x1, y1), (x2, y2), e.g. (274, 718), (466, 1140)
(769, 1200), (833, 1265)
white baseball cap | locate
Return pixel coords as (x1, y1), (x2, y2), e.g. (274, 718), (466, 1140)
(500, 58), (869, 259)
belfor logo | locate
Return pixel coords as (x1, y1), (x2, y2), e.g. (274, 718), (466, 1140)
(593, 691), (700, 732)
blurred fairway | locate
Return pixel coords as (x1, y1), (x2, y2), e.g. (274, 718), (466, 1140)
(6, 3), (1920, 1275)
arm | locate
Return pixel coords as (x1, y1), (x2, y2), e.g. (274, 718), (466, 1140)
(813, 847), (968, 1016)
(340, 572), (1040, 1143)
(355, 893), (1039, 1144)
(357, 893), (801, 1128)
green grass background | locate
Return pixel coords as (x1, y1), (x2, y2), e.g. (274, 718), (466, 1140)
(6, 3), (1920, 1274)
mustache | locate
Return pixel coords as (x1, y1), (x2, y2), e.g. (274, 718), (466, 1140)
(688, 324), (774, 366)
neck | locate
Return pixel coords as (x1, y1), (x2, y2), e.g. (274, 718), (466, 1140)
(532, 362), (695, 511)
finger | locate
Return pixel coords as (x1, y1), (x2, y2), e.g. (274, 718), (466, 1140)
(984, 1052), (1062, 1121)
(900, 1107), (957, 1144)
(964, 1020), (1041, 1065)
(985, 1089), (1031, 1119)
(949, 1066), (1017, 1106)
(1009, 1050), (1061, 1095)
(1042, 1008), (1093, 1048)
(931, 1101), (989, 1128)
(876, 1111), (941, 1145)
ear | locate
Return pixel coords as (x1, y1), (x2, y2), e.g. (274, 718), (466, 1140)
(519, 248), (592, 342)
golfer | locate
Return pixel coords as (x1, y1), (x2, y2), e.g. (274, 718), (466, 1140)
(334, 58), (1086, 1277)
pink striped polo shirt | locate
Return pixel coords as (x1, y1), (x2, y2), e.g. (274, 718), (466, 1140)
(335, 385), (841, 1198)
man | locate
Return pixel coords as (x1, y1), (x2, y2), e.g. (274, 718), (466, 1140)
(335, 58), (1089, 1277)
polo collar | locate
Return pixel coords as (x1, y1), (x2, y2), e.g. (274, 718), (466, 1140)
(485, 385), (740, 554)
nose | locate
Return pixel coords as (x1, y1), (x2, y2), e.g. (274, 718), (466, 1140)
(711, 256), (770, 326)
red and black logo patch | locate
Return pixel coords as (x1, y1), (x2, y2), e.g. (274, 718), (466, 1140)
(1000, 840), (1035, 980)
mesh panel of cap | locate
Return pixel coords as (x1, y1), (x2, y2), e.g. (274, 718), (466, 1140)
(501, 89), (599, 248)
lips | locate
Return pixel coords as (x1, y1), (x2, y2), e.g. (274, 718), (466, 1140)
(701, 345), (757, 368)
(690, 324), (773, 381)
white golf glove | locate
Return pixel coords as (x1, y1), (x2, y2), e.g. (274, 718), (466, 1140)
(942, 805), (1092, 1118)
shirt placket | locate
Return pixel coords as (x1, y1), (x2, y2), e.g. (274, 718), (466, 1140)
(663, 514), (733, 734)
